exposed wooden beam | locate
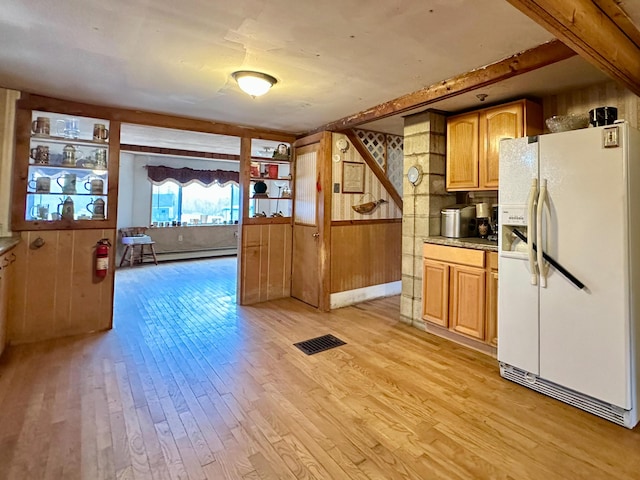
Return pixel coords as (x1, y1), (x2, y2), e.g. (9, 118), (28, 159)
(344, 130), (403, 211)
(17, 93), (297, 143)
(120, 144), (241, 161)
(307, 40), (575, 135)
(593, 0), (640, 48)
(506, 0), (640, 97)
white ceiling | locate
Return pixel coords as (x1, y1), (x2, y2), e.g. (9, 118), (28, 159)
(0, 0), (629, 147)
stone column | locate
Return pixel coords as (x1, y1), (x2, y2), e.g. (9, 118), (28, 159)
(400, 110), (454, 328)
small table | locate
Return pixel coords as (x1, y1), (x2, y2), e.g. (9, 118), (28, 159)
(119, 235), (158, 267)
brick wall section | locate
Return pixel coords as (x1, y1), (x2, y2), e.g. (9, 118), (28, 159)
(400, 110), (454, 328)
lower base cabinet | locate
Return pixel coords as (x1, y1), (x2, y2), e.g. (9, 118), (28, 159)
(0, 249), (16, 357)
(422, 244), (498, 347)
(486, 252), (499, 347)
(450, 264), (486, 339)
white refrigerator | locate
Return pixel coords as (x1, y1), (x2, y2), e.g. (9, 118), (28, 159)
(498, 121), (640, 428)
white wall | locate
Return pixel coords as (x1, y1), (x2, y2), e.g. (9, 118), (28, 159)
(117, 153), (240, 228)
(116, 152), (135, 229)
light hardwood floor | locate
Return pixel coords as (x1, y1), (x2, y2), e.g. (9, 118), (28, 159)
(1, 257), (639, 479)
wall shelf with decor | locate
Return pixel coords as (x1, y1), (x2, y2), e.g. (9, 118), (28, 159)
(11, 109), (120, 230)
(246, 152), (293, 222)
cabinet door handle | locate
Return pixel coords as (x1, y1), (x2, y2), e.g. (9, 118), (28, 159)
(312, 232), (320, 238)
(10, 252), (16, 264)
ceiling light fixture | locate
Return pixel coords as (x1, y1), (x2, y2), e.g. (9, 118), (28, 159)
(232, 70), (277, 97)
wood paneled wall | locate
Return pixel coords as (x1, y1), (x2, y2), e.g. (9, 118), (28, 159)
(543, 80), (639, 130)
(9, 229), (116, 344)
(330, 221), (401, 293)
(239, 223), (292, 304)
(0, 89), (20, 237)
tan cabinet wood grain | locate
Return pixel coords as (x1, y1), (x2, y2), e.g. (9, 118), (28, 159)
(450, 265), (486, 340)
(422, 259), (449, 327)
(423, 244), (499, 349)
(8, 229), (115, 344)
(486, 252), (499, 347)
(480, 103), (523, 189)
(0, 251), (13, 356)
(446, 99), (542, 191)
(446, 112), (479, 190)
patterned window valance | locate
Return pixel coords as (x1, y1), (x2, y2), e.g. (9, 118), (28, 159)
(146, 165), (239, 186)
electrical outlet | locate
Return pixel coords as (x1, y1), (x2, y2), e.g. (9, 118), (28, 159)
(178, 234), (183, 242)
(334, 183), (340, 193)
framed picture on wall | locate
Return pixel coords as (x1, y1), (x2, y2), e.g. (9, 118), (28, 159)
(342, 161), (365, 194)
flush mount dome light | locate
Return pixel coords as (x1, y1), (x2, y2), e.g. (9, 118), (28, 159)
(232, 70), (277, 97)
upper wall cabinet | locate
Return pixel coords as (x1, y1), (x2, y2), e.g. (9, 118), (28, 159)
(446, 99), (542, 191)
(12, 109), (119, 231)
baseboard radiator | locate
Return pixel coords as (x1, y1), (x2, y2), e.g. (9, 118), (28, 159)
(155, 248), (237, 262)
(500, 363), (635, 428)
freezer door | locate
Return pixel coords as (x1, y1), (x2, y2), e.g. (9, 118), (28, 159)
(498, 137), (540, 373)
(498, 257), (540, 373)
(499, 137), (539, 205)
(538, 126), (631, 408)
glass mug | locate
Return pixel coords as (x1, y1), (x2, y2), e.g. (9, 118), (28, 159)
(94, 148), (107, 169)
(31, 116), (50, 135)
(56, 118), (80, 139)
(30, 145), (49, 164)
(93, 124), (109, 142)
(30, 204), (49, 220)
(87, 198), (105, 219)
(28, 176), (51, 193)
(84, 178), (104, 195)
(62, 144), (83, 166)
(58, 197), (74, 220)
(56, 173), (77, 194)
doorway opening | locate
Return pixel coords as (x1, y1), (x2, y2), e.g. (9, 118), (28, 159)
(114, 124), (243, 324)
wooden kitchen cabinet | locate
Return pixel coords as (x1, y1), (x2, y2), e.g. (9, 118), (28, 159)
(450, 264), (486, 340)
(486, 252), (499, 347)
(423, 243), (498, 347)
(446, 112), (479, 190)
(446, 99), (542, 191)
(0, 249), (16, 357)
(422, 259), (449, 327)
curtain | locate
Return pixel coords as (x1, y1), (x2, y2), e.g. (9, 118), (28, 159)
(146, 165), (239, 186)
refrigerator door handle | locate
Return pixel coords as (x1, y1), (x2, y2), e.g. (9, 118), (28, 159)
(527, 178), (538, 285)
(537, 179), (551, 288)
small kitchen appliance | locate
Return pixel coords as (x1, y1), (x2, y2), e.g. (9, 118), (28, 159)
(475, 202), (491, 238)
(440, 204), (476, 238)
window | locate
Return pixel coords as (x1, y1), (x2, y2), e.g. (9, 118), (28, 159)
(151, 181), (240, 225)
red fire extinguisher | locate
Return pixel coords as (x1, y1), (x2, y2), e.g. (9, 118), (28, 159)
(95, 238), (111, 278)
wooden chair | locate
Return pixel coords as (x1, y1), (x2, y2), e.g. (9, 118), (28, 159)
(119, 227), (158, 267)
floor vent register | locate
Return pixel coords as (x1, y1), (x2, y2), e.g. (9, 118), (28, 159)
(294, 334), (346, 355)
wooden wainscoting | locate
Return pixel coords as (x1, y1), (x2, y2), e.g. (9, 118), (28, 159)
(330, 219), (401, 293)
(8, 229), (116, 344)
(239, 223), (292, 304)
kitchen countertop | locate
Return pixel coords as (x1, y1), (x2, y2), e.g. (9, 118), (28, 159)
(424, 236), (498, 252)
(0, 235), (21, 255)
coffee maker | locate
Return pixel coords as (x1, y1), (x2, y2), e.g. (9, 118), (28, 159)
(489, 205), (498, 241)
(475, 202), (491, 238)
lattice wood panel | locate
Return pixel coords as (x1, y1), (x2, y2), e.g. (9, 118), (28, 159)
(386, 134), (404, 196)
(355, 129), (386, 169)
